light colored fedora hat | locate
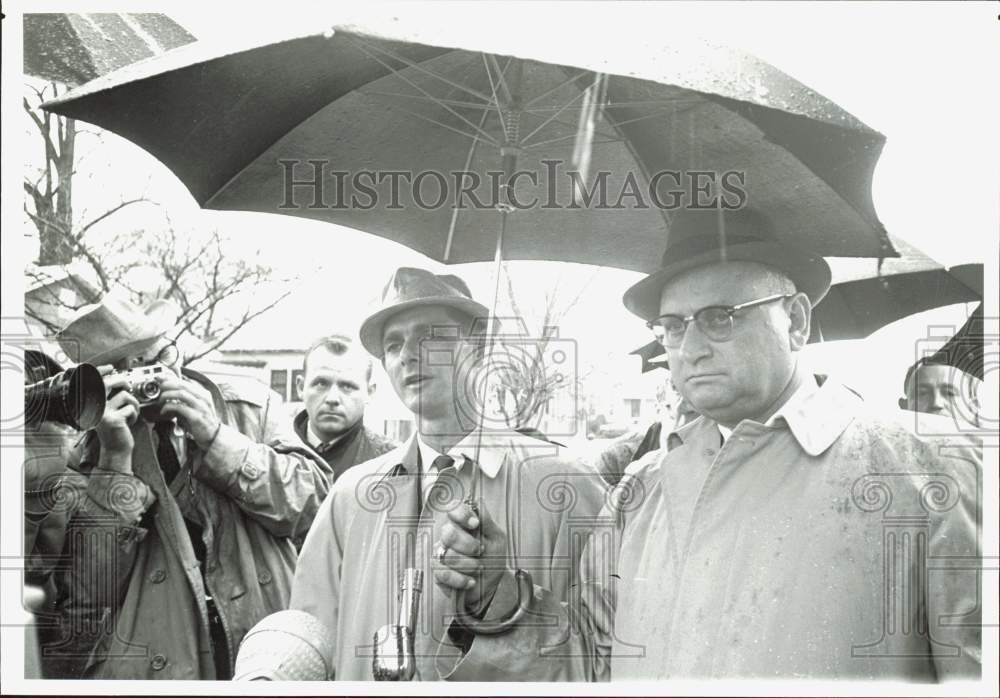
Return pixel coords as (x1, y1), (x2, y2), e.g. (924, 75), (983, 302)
(359, 267), (490, 358)
(57, 294), (179, 366)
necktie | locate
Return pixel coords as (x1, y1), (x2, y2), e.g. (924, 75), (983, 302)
(154, 420), (181, 484)
(417, 455), (454, 513)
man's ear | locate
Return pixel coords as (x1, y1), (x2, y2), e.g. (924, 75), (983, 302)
(787, 292), (811, 351)
(295, 373), (305, 396)
(897, 397), (909, 410)
(367, 381), (377, 397)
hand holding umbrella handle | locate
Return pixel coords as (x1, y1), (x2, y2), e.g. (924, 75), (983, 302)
(453, 568), (533, 635)
(452, 498), (532, 635)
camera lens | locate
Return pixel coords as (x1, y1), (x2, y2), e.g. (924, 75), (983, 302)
(139, 380), (161, 402)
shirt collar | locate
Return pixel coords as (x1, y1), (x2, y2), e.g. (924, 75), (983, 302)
(306, 418), (362, 450)
(306, 423), (328, 449)
(668, 375), (861, 457)
(412, 431), (508, 479)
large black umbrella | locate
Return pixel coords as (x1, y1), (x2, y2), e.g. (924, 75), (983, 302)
(23, 13), (195, 86)
(43, 16), (897, 273)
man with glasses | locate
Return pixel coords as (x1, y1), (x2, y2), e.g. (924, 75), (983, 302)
(44, 294), (334, 680)
(443, 210), (981, 681)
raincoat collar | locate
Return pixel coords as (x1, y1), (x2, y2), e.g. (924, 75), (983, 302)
(669, 375), (862, 457)
(389, 430), (513, 480)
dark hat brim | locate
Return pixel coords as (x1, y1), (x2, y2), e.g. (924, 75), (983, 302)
(359, 296), (492, 358)
(623, 241), (832, 321)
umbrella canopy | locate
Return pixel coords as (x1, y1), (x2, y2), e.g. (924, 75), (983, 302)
(813, 237), (982, 341)
(23, 13), (195, 86)
(926, 303), (989, 381)
(631, 339), (669, 374)
(43, 17), (896, 273)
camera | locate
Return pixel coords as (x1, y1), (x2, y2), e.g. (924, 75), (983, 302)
(418, 316), (578, 439)
(109, 364), (168, 406)
(24, 362), (106, 431)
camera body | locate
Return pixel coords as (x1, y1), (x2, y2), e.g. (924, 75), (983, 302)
(110, 364), (169, 406)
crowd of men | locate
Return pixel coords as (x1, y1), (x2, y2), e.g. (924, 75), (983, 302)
(22, 211), (983, 682)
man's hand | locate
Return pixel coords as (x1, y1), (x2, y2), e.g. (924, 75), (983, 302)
(433, 499), (510, 613)
(156, 376), (221, 449)
(96, 369), (140, 472)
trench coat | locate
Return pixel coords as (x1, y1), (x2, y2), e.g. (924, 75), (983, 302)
(444, 377), (982, 681)
(289, 429), (607, 680)
(44, 368), (334, 679)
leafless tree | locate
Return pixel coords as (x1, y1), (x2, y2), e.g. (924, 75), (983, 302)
(488, 263), (599, 433)
(23, 81), (292, 362)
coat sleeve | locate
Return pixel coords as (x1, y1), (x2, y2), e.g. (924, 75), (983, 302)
(43, 467), (156, 678)
(926, 439), (982, 680)
(442, 465), (625, 681)
(190, 387), (335, 539)
(288, 485), (343, 676)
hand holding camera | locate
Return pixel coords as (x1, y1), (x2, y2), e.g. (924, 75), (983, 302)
(155, 376), (221, 449)
(95, 368), (142, 471)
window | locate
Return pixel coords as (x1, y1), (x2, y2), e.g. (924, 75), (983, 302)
(625, 398), (641, 419)
(270, 369), (288, 401)
(291, 369), (305, 401)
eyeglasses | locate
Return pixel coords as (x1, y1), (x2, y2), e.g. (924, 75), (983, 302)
(647, 293), (793, 348)
(130, 340), (180, 369)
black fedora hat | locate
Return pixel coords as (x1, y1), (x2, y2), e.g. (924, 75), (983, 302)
(623, 209), (832, 321)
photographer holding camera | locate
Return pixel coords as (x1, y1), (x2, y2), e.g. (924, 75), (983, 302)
(44, 295), (334, 680)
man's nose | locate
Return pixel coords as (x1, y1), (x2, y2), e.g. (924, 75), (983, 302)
(928, 390), (947, 411)
(323, 389), (341, 405)
(399, 334), (425, 364)
(678, 321), (712, 363)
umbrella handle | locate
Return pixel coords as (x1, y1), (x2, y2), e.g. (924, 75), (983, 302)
(453, 568), (533, 635)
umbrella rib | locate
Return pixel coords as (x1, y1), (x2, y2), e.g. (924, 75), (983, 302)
(608, 109), (677, 128)
(482, 54), (510, 137)
(362, 90), (492, 110)
(350, 40), (500, 146)
(522, 69), (592, 108)
(524, 98), (703, 112)
(374, 99), (499, 146)
(523, 130), (621, 151)
(348, 35), (494, 103)
(487, 54), (515, 105)
(520, 86), (588, 146)
(543, 115), (621, 142)
(444, 107), (492, 263)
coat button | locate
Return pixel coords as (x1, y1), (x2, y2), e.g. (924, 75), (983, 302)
(150, 654), (167, 671)
(258, 570), (272, 585)
(240, 463), (259, 480)
(149, 569), (166, 584)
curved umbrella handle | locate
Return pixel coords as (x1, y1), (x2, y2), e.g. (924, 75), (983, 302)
(453, 569), (533, 635)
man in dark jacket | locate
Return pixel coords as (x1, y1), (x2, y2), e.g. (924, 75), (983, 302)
(44, 294), (334, 680)
(292, 335), (397, 482)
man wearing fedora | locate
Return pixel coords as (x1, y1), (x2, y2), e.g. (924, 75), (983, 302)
(44, 294), (334, 680)
(287, 267), (605, 680)
(436, 210), (981, 681)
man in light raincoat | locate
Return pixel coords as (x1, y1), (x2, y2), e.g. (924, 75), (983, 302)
(441, 211), (982, 681)
(289, 267), (606, 680)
